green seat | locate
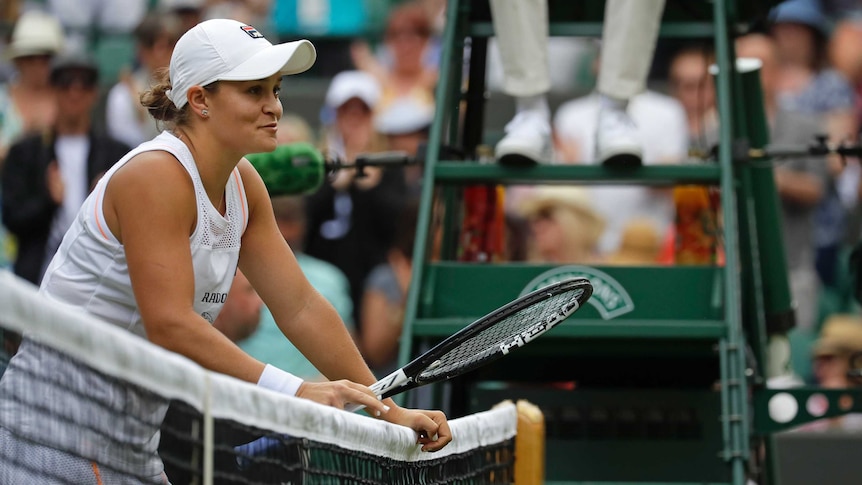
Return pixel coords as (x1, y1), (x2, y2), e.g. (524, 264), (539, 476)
(93, 33), (136, 87)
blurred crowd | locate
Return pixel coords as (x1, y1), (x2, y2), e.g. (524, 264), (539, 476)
(2, 0), (862, 417)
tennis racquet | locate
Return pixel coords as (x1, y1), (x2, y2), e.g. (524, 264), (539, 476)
(346, 277), (593, 412)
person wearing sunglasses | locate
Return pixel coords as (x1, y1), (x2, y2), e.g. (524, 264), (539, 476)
(1, 52), (131, 286)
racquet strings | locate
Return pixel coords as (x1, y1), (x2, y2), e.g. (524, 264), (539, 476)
(416, 286), (588, 383)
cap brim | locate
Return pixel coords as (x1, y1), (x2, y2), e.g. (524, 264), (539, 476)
(327, 91), (375, 109)
(219, 39), (316, 82)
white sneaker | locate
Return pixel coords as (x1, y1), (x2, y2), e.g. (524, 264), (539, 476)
(596, 108), (643, 167)
(495, 110), (552, 166)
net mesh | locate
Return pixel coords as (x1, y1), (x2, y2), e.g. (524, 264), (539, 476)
(0, 271), (517, 484)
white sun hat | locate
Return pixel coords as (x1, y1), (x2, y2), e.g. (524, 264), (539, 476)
(5, 11), (65, 60)
(167, 18), (316, 109)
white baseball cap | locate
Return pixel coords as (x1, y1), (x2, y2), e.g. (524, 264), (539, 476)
(167, 19), (316, 109)
(325, 70), (382, 110)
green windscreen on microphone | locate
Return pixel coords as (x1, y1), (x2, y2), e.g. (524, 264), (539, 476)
(245, 142), (326, 196)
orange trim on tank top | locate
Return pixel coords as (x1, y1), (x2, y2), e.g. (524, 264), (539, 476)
(233, 170), (247, 227)
(90, 462), (103, 485)
(93, 189), (110, 241)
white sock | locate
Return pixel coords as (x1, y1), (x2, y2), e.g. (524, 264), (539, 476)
(515, 94), (550, 119)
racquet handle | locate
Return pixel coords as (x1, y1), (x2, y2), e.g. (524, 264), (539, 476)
(345, 369), (410, 413)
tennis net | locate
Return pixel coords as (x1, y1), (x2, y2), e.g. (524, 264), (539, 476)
(0, 270), (525, 484)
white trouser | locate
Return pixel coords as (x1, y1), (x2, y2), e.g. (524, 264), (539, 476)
(489, 0), (550, 97)
(597, 0), (666, 99)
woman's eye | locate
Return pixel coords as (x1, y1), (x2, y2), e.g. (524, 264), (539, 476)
(273, 86), (281, 97)
(248, 86), (262, 95)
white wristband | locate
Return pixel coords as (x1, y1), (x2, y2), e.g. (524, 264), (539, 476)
(257, 364), (303, 396)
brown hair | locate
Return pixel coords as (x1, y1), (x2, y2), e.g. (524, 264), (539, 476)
(140, 67), (218, 129)
(385, 2), (432, 39)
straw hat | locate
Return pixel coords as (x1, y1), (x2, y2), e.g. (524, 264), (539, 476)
(606, 219), (661, 265)
(5, 11), (65, 60)
(812, 314), (862, 358)
(517, 186), (605, 243)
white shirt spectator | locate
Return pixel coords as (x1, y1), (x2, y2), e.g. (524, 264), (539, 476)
(554, 90), (688, 254)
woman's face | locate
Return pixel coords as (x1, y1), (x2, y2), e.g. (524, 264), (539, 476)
(207, 74), (284, 155)
(814, 353), (851, 389)
(771, 22), (817, 69)
(385, 22), (428, 72)
(528, 209), (566, 262)
(14, 54), (52, 84)
(336, 98), (373, 133)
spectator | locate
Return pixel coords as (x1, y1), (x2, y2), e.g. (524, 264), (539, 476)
(736, 33), (829, 335)
(769, 0), (859, 288)
(800, 314), (862, 431)
(305, 71), (407, 330)
(605, 218), (663, 266)
(553, 51), (687, 257)
(490, 0), (666, 167)
(320, 70), (385, 162)
(375, 95), (433, 199)
(361, 201), (418, 376)
(0, 10), (65, 270)
(105, 12), (183, 148)
(515, 186), (605, 264)
(1, 52), (130, 285)
(770, 0), (856, 139)
(830, 18), (862, 132)
(0, 10), (65, 160)
(668, 45), (717, 155)
(351, 1), (437, 121)
(241, 195), (354, 381)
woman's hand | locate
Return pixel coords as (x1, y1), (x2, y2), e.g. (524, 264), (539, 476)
(296, 380), (391, 416)
(381, 404), (451, 452)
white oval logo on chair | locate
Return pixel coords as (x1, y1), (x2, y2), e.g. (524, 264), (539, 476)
(520, 265), (634, 320)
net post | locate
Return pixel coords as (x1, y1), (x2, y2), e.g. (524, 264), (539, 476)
(512, 399), (545, 484)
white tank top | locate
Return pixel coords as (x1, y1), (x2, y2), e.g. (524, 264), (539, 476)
(41, 130), (248, 337)
(0, 131), (249, 478)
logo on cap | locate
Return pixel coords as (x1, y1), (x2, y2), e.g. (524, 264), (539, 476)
(240, 25), (264, 39)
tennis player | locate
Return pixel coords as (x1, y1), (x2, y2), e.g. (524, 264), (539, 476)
(0, 19), (450, 484)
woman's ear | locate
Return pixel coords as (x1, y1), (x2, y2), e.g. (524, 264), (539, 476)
(186, 85), (210, 118)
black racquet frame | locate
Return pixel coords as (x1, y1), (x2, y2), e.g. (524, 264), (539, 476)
(347, 277), (593, 411)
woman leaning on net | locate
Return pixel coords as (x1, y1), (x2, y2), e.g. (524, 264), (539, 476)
(0, 18), (450, 484)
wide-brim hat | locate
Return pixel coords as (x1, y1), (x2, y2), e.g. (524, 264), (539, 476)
(813, 314), (862, 357)
(517, 186), (605, 242)
(5, 11), (65, 60)
(606, 219), (661, 265)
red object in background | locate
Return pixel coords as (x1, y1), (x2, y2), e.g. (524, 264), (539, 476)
(459, 185), (505, 262)
(669, 185), (724, 266)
